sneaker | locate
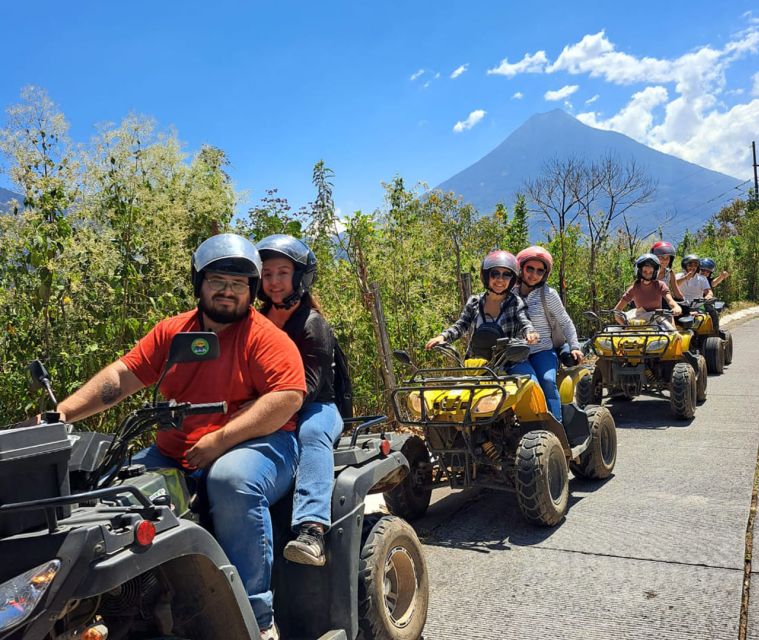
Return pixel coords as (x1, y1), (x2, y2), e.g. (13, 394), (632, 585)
(283, 524), (326, 566)
(260, 621), (279, 640)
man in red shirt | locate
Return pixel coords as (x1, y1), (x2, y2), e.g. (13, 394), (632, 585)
(56, 233), (305, 640)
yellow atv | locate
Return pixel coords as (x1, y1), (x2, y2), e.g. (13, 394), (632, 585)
(576, 309), (707, 419)
(384, 332), (617, 527)
(688, 297), (733, 374)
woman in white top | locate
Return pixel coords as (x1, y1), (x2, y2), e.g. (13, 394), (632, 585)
(514, 246), (583, 420)
(676, 254), (713, 305)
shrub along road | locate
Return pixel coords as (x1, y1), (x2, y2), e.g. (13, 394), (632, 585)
(413, 315), (759, 639)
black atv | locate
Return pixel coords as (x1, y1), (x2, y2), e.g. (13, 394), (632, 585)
(0, 332), (428, 640)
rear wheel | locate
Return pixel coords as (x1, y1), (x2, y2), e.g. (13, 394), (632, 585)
(695, 354), (708, 403)
(723, 330), (733, 365)
(670, 362), (696, 419)
(703, 336), (725, 374)
(515, 431), (569, 526)
(383, 437), (432, 521)
(570, 405), (617, 479)
(358, 516), (429, 640)
(575, 368), (602, 408)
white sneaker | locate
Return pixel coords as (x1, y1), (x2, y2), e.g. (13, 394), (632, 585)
(260, 621), (279, 640)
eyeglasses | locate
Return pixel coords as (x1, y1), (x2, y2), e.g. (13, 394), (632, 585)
(489, 270), (513, 280)
(205, 277), (249, 294)
(524, 266), (546, 276)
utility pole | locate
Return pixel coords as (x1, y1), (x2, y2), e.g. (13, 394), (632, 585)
(752, 141), (759, 199)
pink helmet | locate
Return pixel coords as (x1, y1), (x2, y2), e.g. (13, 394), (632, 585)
(516, 246), (553, 282)
(480, 250), (518, 288)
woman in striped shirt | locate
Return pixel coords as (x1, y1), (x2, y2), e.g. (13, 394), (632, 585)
(514, 246), (583, 420)
(425, 251), (539, 374)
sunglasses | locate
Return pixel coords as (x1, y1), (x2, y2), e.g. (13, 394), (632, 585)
(489, 270), (513, 280)
(524, 265), (546, 275)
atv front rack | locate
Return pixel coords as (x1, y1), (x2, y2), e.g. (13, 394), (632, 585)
(589, 326), (675, 361)
(391, 367), (530, 428)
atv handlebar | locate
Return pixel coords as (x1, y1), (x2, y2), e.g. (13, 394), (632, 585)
(183, 401), (228, 416)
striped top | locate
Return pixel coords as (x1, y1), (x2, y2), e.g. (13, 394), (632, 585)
(515, 285), (581, 353)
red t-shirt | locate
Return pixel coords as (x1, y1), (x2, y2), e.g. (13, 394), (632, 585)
(121, 307), (306, 466)
(621, 279), (670, 312)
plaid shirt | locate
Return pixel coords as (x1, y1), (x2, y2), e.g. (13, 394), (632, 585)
(441, 293), (534, 344)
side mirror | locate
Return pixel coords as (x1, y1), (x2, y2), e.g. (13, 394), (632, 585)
(167, 332), (220, 365)
(392, 350), (413, 367)
(29, 360), (58, 407)
(29, 360), (51, 391)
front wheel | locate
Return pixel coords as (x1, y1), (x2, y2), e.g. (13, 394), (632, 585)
(575, 368), (602, 408)
(515, 431), (569, 526)
(695, 354), (708, 403)
(383, 437), (432, 521)
(358, 516), (429, 640)
(670, 362), (696, 419)
(570, 405), (617, 479)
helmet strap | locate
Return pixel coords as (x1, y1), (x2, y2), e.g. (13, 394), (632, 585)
(272, 291), (301, 310)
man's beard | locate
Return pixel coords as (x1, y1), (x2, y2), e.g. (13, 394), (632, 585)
(198, 297), (249, 324)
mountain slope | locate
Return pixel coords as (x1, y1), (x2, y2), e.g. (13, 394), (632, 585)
(437, 110), (743, 239)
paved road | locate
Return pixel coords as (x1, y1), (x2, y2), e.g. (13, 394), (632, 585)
(415, 316), (759, 640)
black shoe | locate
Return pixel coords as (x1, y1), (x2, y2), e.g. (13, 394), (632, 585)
(284, 524), (326, 567)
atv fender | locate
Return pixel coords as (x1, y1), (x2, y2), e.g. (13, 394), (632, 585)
(320, 451), (409, 638)
(681, 350), (699, 371)
(16, 518), (259, 640)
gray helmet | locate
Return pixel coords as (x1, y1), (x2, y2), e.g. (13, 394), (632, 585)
(191, 233), (262, 298)
(634, 253), (660, 280)
(256, 234), (318, 309)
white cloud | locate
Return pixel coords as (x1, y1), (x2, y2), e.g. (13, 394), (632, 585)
(585, 94), (599, 104)
(410, 68), (424, 81)
(453, 109), (486, 133)
(578, 86), (669, 140)
(544, 84), (579, 101)
(434, 72), (441, 79)
(524, 24), (759, 179)
(512, 91), (524, 100)
(487, 51), (548, 77)
(450, 63), (469, 79)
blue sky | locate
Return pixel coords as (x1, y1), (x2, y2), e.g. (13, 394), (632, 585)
(2, 1), (758, 218)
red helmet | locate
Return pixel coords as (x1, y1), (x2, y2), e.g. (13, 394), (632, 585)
(516, 246), (553, 282)
(480, 250), (518, 289)
(651, 240), (676, 258)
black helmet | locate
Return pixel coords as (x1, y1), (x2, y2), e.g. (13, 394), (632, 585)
(681, 254), (700, 270)
(256, 234), (317, 309)
(192, 234), (262, 298)
(635, 253), (660, 280)
(699, 257), (716, 273)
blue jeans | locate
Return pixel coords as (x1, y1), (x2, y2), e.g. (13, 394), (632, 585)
(529, 348), (561, 420)
(292, 402), (344, 530)
(132, 429), (298, 630)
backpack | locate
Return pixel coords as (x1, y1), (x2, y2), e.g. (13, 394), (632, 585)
(333, 340), (354, 419)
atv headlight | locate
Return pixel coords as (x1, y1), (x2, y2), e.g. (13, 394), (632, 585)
(0, 560), (60, 633)
(645, 338), (668, 354)
(471, 394), (503, 416)
(407, 392), (422, 416)
(596, 337), (613, 352)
